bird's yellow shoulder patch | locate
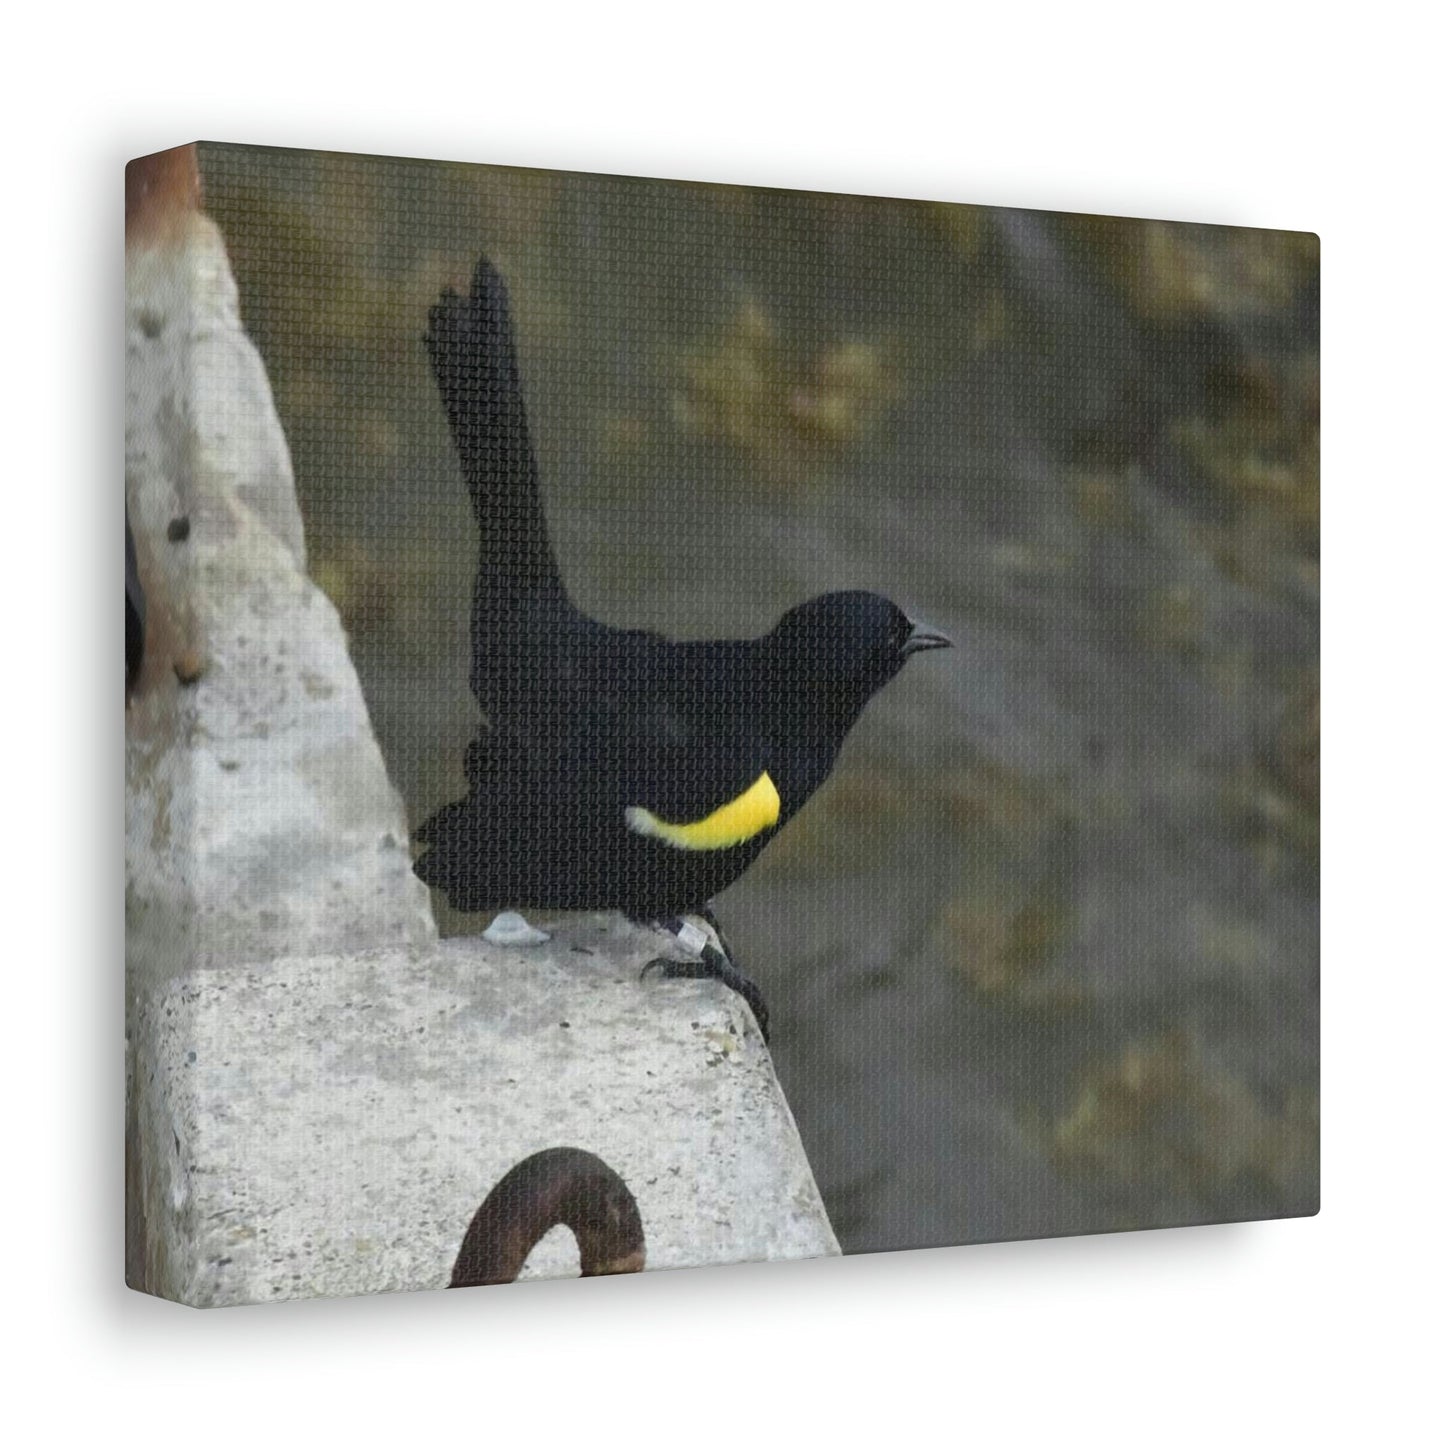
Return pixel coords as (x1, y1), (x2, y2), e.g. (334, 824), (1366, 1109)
(625, 770), (781, 851)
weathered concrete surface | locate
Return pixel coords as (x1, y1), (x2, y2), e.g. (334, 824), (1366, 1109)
(133, 921), (838, 1307)
(124, 156), (435, 991)
(125, 152), (436, 1295)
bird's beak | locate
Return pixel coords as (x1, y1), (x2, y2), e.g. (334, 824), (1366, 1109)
(901, 620), (953, 657)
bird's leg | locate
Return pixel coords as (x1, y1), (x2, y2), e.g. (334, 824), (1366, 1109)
(691, 907), (768, 1036)
(696, 904), (734, 964)
(639, 912), (771, 1042)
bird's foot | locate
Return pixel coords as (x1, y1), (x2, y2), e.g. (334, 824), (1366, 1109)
(641, 917), (771, 1042)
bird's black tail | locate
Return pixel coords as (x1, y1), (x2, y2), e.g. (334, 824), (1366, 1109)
(426, 258), (570, 629)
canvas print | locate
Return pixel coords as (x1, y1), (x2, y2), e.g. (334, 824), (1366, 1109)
(124, 142), (1319, 1306)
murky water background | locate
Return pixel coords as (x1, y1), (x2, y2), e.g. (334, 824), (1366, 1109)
(202, 142), (1318, 1251)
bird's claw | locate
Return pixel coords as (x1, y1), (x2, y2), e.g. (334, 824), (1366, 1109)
(640, 932), (771, 1042)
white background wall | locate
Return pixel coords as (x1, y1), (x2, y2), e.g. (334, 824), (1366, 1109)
(6, 3), (1435, 1439)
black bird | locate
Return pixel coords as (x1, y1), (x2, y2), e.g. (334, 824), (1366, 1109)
(413, 258), (951, 1036)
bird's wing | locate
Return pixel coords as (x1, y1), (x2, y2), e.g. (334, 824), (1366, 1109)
(416, 651), (781, 889)
(576, 644), (782, 838)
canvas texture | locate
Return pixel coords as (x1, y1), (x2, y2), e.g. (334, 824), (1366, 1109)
(124, 142), (1319, 1306)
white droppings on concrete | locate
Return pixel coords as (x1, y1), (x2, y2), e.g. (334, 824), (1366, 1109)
(482, 911), (552, 946)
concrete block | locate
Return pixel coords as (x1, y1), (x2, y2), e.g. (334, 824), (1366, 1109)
(133, 922), (839, 1306)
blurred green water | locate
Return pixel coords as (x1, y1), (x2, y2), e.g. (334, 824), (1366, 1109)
(202, 142), (1318, 1251)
